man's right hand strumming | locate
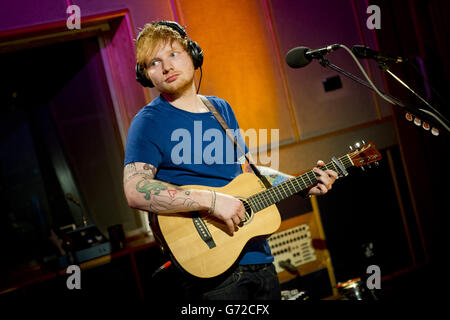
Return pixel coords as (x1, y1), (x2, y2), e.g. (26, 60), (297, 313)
(209, 192), (247, 234)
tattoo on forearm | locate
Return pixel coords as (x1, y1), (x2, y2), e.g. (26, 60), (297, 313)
(125, 171), (155, 184)
(135, 178), (200, 212)
(167, 189), (177, 199)
(256, 166), (293, 186)
(124, 163), (156, 185)
(124, 163), (137, 176)
(136, 180), (168, 200)
(266, 174), (290, 186)
(143, 163), (153, 171)
(148, 195), (201, 212)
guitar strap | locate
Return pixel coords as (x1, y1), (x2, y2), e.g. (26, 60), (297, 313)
(199, 95), (272, 189)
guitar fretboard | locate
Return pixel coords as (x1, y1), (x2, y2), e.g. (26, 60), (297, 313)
(247, 154), (353, 212)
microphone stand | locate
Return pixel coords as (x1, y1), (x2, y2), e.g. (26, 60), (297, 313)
(378, 62), (450, 126)
(315, 56), (450, 135)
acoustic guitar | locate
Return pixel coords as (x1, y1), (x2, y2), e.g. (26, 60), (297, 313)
(151, 141), (381, 278)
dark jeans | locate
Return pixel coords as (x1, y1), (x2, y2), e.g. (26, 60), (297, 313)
(179, 263), (281, 300)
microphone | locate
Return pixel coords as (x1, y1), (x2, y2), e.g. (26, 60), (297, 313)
(352, 45), (405, 64)
(286, 44), (341, 68)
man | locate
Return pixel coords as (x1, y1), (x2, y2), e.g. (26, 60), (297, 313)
(123, 21), (337, 300)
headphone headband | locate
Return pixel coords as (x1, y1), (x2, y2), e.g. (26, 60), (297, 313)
(156, 21), (187, 38)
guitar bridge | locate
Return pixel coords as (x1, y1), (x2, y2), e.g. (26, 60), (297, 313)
(191, 212), (216, 249)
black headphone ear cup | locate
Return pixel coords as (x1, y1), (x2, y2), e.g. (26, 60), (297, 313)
(136, 64), (154, 88)
(189, 40), (203, 69)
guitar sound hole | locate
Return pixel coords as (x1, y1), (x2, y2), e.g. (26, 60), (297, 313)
(239, 199), (253, 225)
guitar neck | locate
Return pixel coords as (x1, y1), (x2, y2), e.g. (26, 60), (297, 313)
(248, 154), (353, 212)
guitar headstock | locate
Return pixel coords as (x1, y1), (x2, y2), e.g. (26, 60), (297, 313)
(348, 141), (382, 169)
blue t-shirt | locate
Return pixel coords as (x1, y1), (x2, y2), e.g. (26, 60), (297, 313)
(124, 95), (273, 265)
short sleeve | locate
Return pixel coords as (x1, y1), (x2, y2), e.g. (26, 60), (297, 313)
(124, 113), (163, 168)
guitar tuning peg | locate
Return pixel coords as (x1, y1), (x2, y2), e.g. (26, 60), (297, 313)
(354, 142), (361, 148)
(422, 122), (430, 131)
(374, 161), (379, 167)
(349, 145), (353, 151)
(367, 164), (372, 169)
(362, 140), (366, 145)
(405, 112), (413, 121)
(414, 117), (422, 126)
(361, 166), (366, 172)
(431, 127), (439, 136)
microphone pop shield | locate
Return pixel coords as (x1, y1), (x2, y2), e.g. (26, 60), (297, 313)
(286, 47), (311, 68)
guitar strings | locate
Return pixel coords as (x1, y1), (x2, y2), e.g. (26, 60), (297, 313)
(248, 155), (352, 212)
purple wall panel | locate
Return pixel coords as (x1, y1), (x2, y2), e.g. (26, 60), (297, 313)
(0, 0), (67, 31)
(0, 0), (174, 35)
(73, 0), (175, 34)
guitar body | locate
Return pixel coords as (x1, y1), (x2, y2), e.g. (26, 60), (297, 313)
(152, 142), (381, 278)
(155, 173), (281, 278)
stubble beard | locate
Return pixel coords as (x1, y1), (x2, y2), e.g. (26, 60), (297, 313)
(160, 70), (196, 98)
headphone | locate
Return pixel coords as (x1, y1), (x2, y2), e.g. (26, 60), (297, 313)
(135, 21), (204, 88)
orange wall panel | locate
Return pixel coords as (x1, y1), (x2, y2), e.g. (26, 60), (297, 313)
(174, 0), (296, 145)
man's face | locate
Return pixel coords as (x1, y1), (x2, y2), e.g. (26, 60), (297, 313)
(146, 40), (195, 94)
